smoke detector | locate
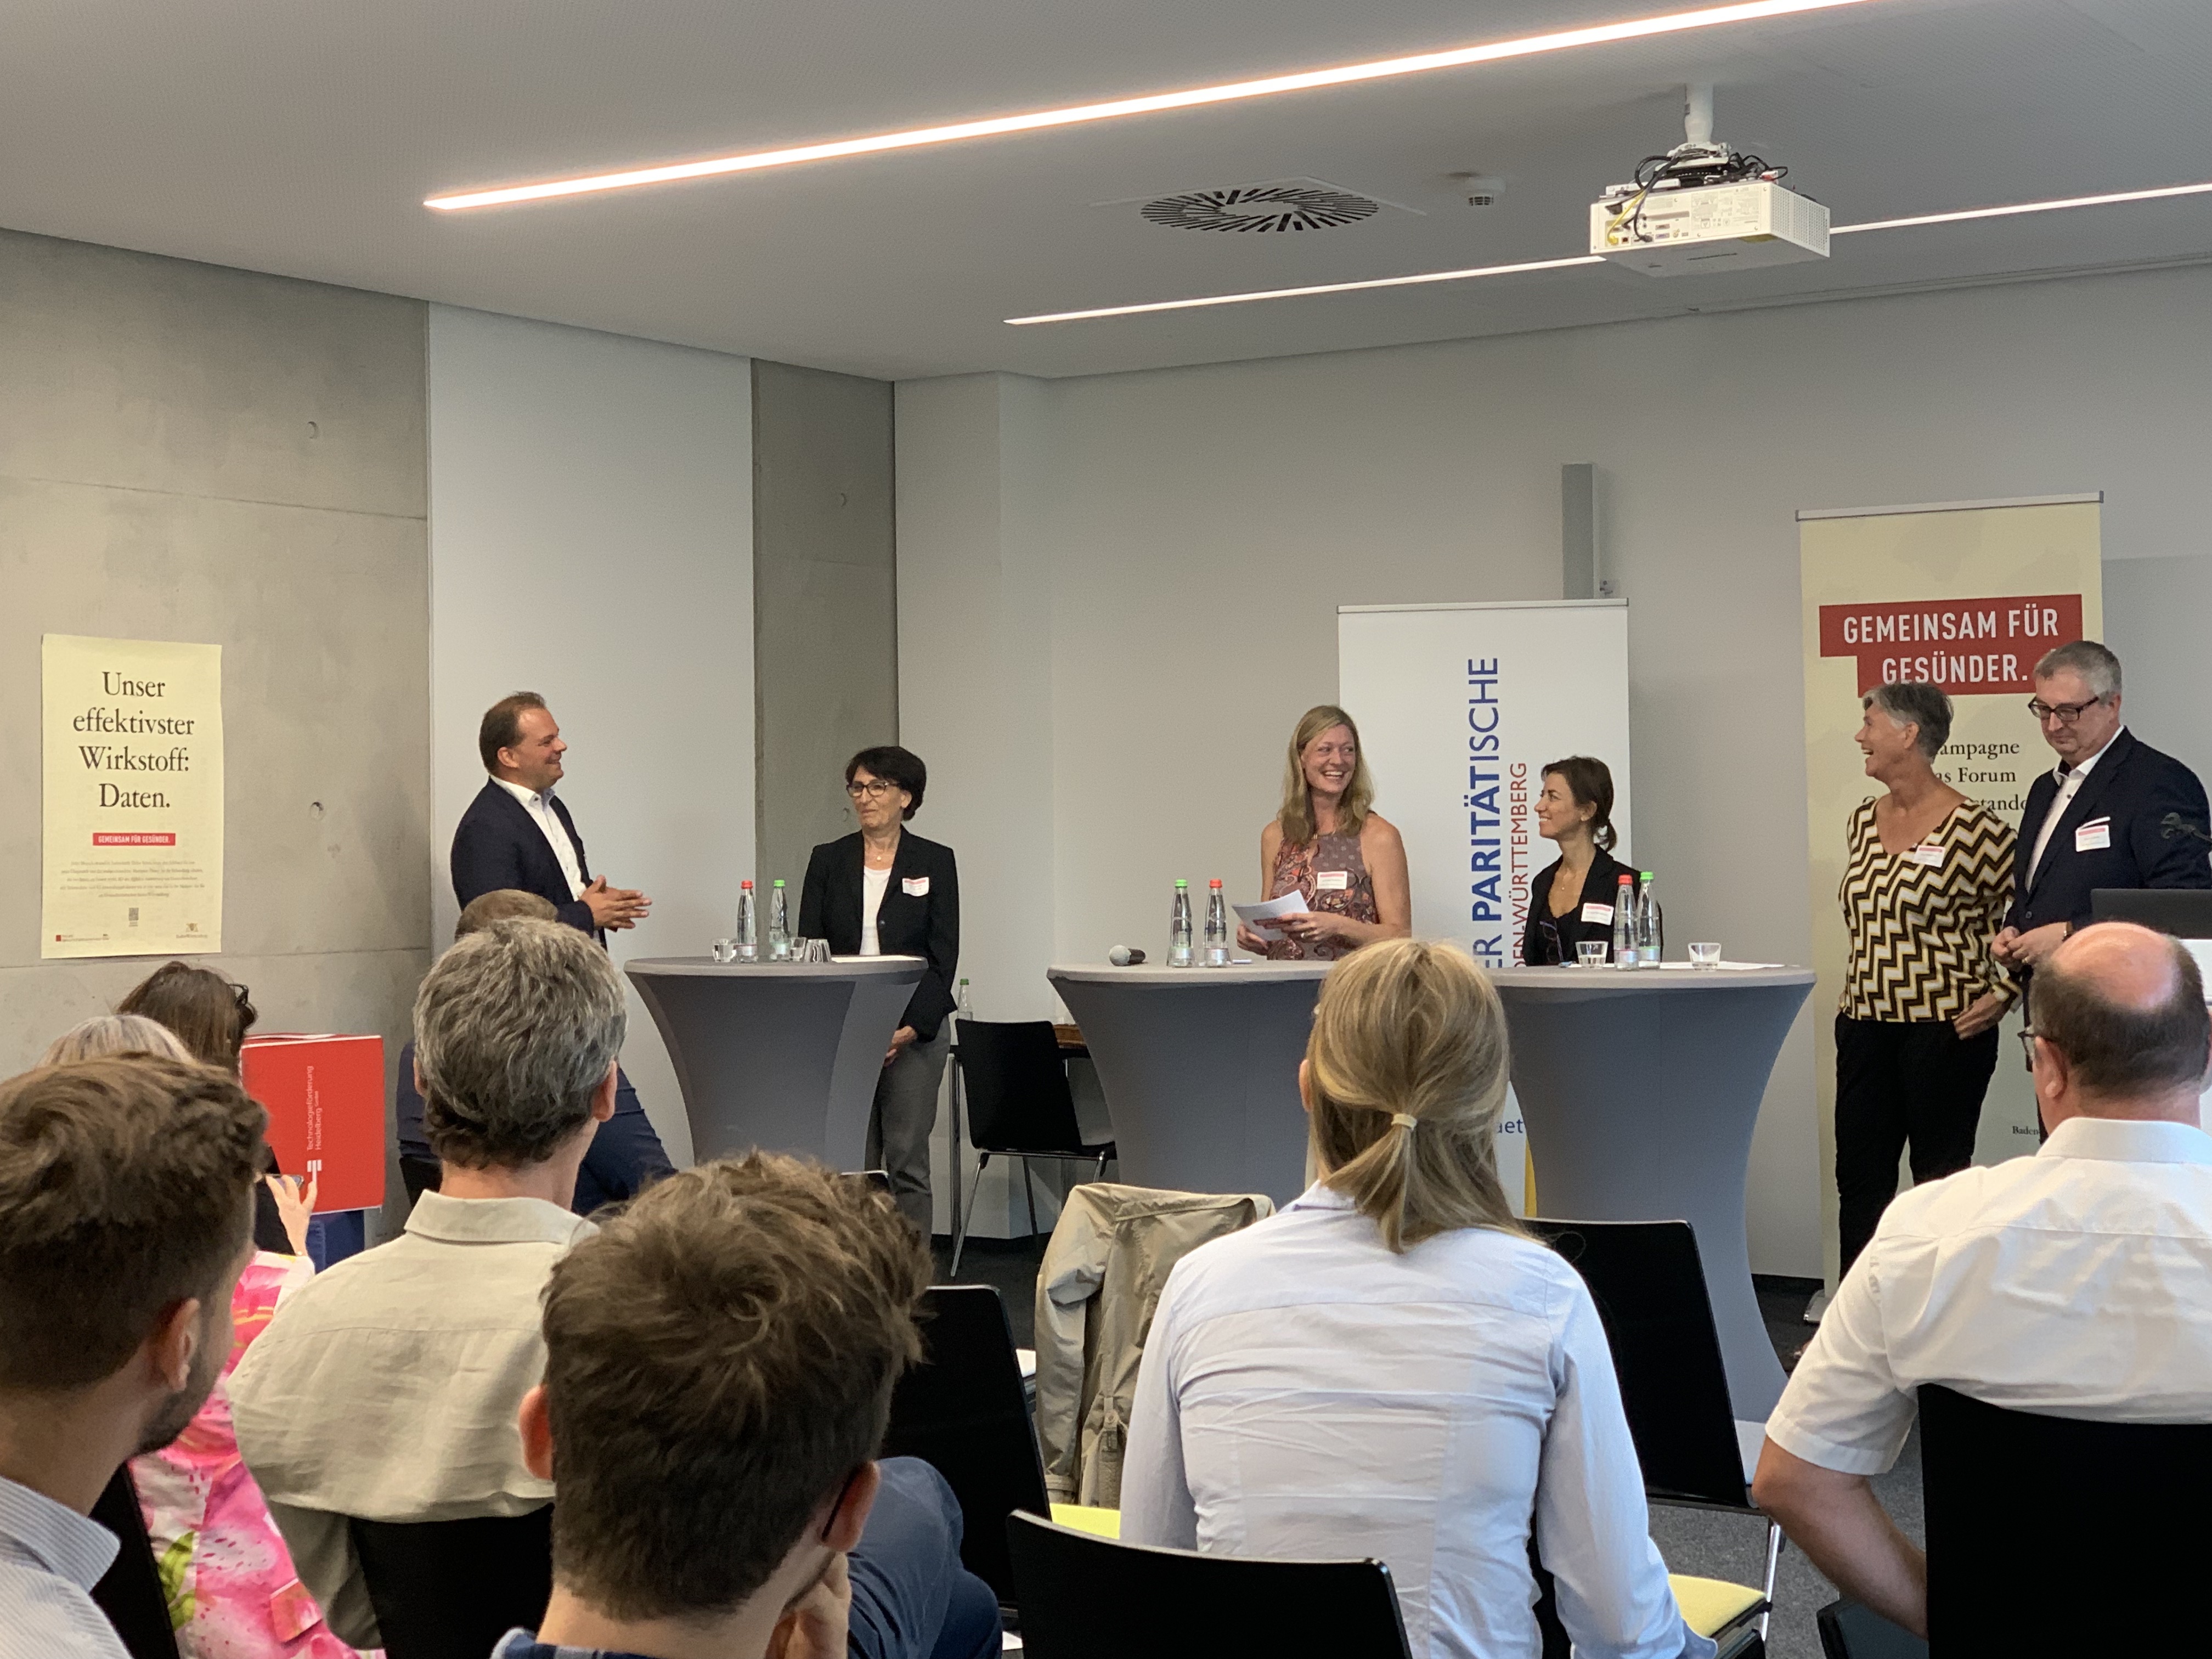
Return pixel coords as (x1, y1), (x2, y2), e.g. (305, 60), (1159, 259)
(1449, 173), (1506, 208)
(1126, 177), (1395, 233)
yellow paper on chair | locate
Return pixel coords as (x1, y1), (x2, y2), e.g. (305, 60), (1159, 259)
(1049, 1504), (1121, 1538)
(41, 634), (225, 958)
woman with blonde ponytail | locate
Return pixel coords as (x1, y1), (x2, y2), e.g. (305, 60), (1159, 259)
(1122, 941), (1706, 1659)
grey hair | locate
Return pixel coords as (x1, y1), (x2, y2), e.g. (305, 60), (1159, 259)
(1863, 681), (1953, 761)
(40, 1015), (196, 1068)
(414, 918), (627, 1170)
(2034, 640), (2121, 700)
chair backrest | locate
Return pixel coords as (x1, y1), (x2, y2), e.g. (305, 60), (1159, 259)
(1818, 1597), (1928, 1659)
(1007, 1512), (1411, 1659)
(955, 1019), (1088, 1154)
(1528, 1218), (1750, 1511)
(350, 1506), (553, 1659)
(88, 1466), (180, 1659)
(880, 1284), (1049, 1604)
(1918, 1383), (2212, 1654)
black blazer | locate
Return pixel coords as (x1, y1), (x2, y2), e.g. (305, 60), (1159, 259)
(2006, 729), (2212, 935)
(799, 831), (960, 1042)
(1521, 847), (1641, 965)
(450, 778), (598, 938)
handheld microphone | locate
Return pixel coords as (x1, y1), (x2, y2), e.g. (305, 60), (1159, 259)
(1107, 945), (1148, 966)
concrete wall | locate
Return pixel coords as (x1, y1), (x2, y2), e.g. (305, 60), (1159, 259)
(898, 262), (2212, 1277)
(427, 307), (754, 1169)
(0, 230), (431, 1150)
(751, 360), (898, 894)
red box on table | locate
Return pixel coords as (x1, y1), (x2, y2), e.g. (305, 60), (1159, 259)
(240, 1034), (387, 1213)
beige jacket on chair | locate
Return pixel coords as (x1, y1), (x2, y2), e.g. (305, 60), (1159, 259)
(1033, 1182), (1275, 1508)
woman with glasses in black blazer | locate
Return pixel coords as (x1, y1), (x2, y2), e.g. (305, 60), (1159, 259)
(1520, 755), (1638, 967)
(799, 744), (961, 1233)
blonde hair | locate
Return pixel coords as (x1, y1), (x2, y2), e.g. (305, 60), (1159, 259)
(1306, 939), (1522, 1252)
(41, 1015), (196, 1068)
(1278, 704), (1375, 845)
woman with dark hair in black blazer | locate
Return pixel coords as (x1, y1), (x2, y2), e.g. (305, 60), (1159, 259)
(1520, 755), (1638, 966)
(799, 744), (960, 1233)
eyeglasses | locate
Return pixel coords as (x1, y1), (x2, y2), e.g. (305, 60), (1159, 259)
(2026, 695), (2106, 725)
(845, 779), (898, 800)
(2017, 1028), (2039, 1072)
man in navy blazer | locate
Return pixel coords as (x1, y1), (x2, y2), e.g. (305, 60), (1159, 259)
(442, 693), (670, 1209)
(1994, 641), (2212, 981)
(451, 692), (651, 937)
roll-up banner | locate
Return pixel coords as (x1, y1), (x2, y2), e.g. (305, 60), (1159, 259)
(1799, 494), (2103, 1284)
(1339, 600), (1634, 1212)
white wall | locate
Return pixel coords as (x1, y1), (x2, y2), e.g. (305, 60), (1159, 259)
(428, 306), (754, 1167)
(898, 263), (2212, 1277)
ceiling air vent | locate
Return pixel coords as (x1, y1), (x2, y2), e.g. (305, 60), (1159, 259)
(1139, 179), (1386, 233)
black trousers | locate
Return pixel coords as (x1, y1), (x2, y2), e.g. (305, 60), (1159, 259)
(1835, 1014), (2000, 1277)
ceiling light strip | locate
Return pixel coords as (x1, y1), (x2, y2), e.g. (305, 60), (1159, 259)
(1008, 177), (2212, 325)
(1004, 256), (1605, 325)
(1831, 179), (2212, 235)
(426, 0), (1881, 210)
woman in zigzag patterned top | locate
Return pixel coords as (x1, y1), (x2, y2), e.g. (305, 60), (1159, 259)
(1835, 681), (2017, 1278)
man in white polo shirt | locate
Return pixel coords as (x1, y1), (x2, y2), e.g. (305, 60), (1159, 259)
(1754, 921), (2212, 1638)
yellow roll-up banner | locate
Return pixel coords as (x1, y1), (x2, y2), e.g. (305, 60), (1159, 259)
(42, 634), (225, 958)
(1800, 496), (2101, 1285)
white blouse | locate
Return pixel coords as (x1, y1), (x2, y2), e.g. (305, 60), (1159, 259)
(859, 864), (891, 956)
(1120, 1186), (1706, 1659)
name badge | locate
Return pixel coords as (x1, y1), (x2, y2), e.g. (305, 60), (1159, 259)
(2074, 819), (2111, 853)
(1581, 902), (1614, 925)
(1911, 842), (1945, 868)
(901, 876), (930, 896)
(1314, 870), (1350, 891)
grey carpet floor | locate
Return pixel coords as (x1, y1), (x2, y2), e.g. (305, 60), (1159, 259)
(932, 1240), (1910, 1659)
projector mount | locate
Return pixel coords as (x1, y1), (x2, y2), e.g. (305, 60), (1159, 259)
(1597, 84), (1791, 247)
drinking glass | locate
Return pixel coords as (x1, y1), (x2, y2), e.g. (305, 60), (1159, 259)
(711, 938), (738, 963)
(1576, 940), (1609, 969)
(1689, 941), (1723, 969)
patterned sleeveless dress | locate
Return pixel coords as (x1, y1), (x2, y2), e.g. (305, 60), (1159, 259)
(1266, 830), (1378, 961)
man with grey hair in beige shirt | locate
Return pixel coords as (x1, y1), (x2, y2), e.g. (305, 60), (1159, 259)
(231, 918), (623, 1649)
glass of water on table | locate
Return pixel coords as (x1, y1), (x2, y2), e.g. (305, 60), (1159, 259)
(1575, 940), (1609, 969)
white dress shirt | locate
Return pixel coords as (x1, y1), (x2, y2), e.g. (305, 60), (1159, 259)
(1768, 1115), (2212, 1478)
(1122, 1186), (1707, 1659)
(231, 1192), (595, 1647)
(490, 774), (585, 900)
(0, 1474), (127, 1659)
(2025, 726), (2123, 882)
(859, 864), (891, 956)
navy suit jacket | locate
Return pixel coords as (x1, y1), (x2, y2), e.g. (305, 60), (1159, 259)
(450, 778), (598, 938)
(2006, 729), (2212, 935)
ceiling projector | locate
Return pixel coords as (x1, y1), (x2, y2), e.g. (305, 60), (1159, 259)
(1590, 86), (1829, 276)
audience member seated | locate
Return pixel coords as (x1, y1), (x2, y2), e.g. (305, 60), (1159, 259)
(0, 1056), (267, 1659)
(116, 964), (296, 1256)
(1755, 920), (2212, 1639)
(495, 1154), (1002, 1659)
(39, 1019), (339, 1659)
(393, 889), (674, 1213)
(1121, 939), (1709, 1659)
(230, 917), (624, 1650)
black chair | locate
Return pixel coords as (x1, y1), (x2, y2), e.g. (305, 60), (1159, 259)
(1007, 1511), (1411, 1659)
(880, 1284), (1050, 1605)
(1530, 1218), (1777, 1651)
(350, 1506), (553, 1659)
(1918, 1383), (2212, 1655)
(1818, 1598), (1928, 1659)
(950, 1019), (1114, 1273)
(89, 1465), (180, 1659)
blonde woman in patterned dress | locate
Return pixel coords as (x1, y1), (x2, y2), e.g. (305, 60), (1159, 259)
(1239, 705), (1410, 960)
(1836, 681), (2016, 1276)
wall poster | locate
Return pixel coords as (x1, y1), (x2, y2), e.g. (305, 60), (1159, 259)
(42, 634), (224, 958)
(1799, 494), (2102, 1284)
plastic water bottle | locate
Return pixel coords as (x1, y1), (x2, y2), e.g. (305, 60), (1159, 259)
(1635, 872), (1663, 967)
(1169, 879), (1195, 967)
(956, 978), (974, 1021)
(1203, 878), (1230, 967)
(736, 879), (758, 961)
(1611, 873), (1637, 968)
(768, 879), (792, 961)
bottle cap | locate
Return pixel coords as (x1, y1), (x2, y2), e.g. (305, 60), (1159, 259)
(1209, 878), (1223, 888)
(772, 878), (786, 887)
(742, 879), (753, 889)
(1176, 878), (1189, 888)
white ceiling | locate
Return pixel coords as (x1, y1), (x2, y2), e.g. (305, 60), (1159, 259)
(3, 0), (2208, 380)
